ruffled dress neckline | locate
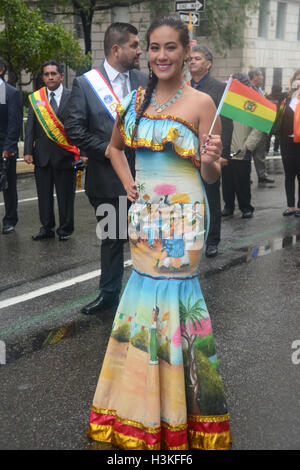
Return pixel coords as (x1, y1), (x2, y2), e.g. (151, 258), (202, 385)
(116, 88), (200, 161)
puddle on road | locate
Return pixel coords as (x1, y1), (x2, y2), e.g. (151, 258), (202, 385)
(240, 233), (300, 260)
(201, 233), (300, 279)
(2, 318), (95, 365)
(1, 233), (299, 365)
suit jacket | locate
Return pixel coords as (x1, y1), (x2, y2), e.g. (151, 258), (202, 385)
(0, 80), (23, 155)
(64, 63), (148, 199)
(24, 87), (74, 170)
(193, 74), (233, 159)
(279, 97), (300, 154)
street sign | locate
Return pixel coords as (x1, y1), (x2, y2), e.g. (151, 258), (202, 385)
(178, 12), (200, 26)
(175, 0), (205, 12)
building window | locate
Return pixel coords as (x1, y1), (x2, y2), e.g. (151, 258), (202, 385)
(297, 7), (300, 40)
(276, 2), (286, 40)
(273, 68), (282, 88)
(43, 5), (55, 24)
(196, 19), (210, 38)
(112, 6), (130, 23)
(260, 67), (266, 91)
(74, 15), (84, 40)
(258, 0), (269, 38)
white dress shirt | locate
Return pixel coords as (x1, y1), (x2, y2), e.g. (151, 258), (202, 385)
(103, 59), (131, 100)
(47, 83), (63, 108)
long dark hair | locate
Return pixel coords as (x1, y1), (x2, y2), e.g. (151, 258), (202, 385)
(131, 16), (189, 143)
(289, 69), (300, 97)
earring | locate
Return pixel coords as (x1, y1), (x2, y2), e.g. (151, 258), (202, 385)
(149, 68), (153, 79)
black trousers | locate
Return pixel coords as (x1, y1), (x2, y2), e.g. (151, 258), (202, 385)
(2, 155), (18, 227)
(281, 148), (300, 208)
(34, 164), (76, 235)
(222, 159), (254, 213)
(203, 177), (221, 246)
(89, 196), (130, 297)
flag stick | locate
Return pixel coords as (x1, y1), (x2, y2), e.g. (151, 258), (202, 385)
(207, 76), (232, 136)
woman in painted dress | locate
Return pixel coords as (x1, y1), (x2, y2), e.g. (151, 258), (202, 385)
(87, 16), (231, 450)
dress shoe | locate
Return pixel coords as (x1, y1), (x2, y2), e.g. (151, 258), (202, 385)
(242, 210), (254, 219)
(205, 244), (218, 258)
(282, 209), (296, 216)
(81, 294), (119, 315)
(295, 210), (300, 218)
(221, 207), (234, 217)
(32, 230), (55, 241)
(59, 234), (71, 241)
(2, 225), (15, 234)
(258, 176), (275, 184)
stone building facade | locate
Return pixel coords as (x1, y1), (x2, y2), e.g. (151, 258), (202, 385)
(3, 1), (300, 93)
(70, 0), (300, 93)
(210, 0), (300, 92)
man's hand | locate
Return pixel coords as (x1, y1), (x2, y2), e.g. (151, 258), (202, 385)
(24, 154), (33, 164)
(105, 145), (110, 159)
(219, 157), (228, 167)
(80, 156), (88, 164)
(2, 151), (14, 158)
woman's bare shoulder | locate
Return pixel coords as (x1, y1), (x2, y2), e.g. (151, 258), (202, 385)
(186, 85), (214, 106)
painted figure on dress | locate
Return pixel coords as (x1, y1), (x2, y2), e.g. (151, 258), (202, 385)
(64, 23), (148, 315)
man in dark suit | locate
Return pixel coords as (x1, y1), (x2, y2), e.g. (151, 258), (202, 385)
(65, 22), (148, 315)
(24, 60), (76, 241)
(188, 45), (233, 258)
(0, 57), (23, 234)
(248, 69), (274, 184)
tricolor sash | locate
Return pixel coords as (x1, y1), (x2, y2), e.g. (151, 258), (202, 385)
(83, 68), (120, 121)
(29, 87), (79, 157)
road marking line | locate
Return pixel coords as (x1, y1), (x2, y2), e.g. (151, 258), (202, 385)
(0, 190), (85, 206)
(0, 260), (133, 310)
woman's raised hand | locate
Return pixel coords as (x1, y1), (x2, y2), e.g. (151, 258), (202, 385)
(200, 134), (223, 164)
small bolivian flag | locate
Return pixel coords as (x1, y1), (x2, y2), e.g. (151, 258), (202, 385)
(218, 78), (277, 133)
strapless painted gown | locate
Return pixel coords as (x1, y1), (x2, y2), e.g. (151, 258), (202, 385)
(87, 89), (231, 450)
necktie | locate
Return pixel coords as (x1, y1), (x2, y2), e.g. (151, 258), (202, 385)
(119, 73), (129, 99)
(50, 91), (58, 114)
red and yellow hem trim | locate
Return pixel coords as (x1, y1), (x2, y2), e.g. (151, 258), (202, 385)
(87, 406), (231, 450)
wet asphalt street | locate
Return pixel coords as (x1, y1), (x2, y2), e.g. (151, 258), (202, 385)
(0, 158), (299, 451)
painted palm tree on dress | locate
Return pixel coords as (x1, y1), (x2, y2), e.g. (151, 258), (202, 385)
(179, 293), (207, 414)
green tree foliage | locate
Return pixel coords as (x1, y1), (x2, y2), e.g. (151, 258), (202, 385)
(38, 0), (162, 56)
(36, 0), (259, 64)
(158, 339), (171, 364)
(0, 0), (89, 87)
(194, 333), (216, 358)
(194, 349), (227, 415)
(197, 0), (259, 54)
(111, 323), (131, 342)
(131, 329), (149, 352)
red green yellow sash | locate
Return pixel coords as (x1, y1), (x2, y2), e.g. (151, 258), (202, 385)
(29, 87), (79, 157)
